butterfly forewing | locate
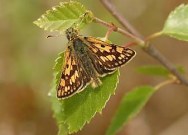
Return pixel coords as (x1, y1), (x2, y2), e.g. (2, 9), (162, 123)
(57, 47), (91, 98)
(85, 37), (136, 71)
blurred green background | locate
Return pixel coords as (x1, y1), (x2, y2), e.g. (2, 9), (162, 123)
(0, 0), (188, 135)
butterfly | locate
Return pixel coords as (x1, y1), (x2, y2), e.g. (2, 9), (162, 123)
(57, 27), (136, 99)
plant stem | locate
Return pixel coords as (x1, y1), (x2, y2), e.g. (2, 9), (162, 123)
(100, 0), (188, 86)
(145, 31), (163, 42)
(93, 17), (144, 44)
(154, 76), (178, 90)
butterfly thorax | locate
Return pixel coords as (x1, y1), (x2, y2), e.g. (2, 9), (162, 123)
(66, 27), (79, 41)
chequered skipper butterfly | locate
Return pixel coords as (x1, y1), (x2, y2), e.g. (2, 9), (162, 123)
(57, 27), (136, 99)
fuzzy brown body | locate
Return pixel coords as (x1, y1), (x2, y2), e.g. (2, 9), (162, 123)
(57, 28), (136, 99)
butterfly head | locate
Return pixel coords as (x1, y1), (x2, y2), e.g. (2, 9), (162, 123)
(66, 27), (78, 41)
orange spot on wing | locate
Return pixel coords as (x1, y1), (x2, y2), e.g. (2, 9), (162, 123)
(94, 44), (111, 52)
(60, 79), (65, 86)
(58, 90), (62, 97)
(71, 75), (75, 83)
(106, 55), (113, 61)
(117, 47), (123, 53)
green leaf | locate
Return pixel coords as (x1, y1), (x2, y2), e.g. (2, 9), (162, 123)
(49, 52), (68, 135)
(49, 52), (120, 134)
(106, 86), (155, 135)
(137, 65), (170, 76)
(162, 4), (188, 41)
(136, 65), (185, 76)
(58, 124), (68, 135)
(34, 1), (94, 32)
(64, 71), (119, 133)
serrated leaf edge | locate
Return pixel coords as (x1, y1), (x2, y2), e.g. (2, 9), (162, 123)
(33, 1), (87, 32)
(67, 70), (120, 133)
(106, 86), (154, 135)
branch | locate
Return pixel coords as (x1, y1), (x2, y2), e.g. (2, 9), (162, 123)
(93, 17), (143, 44)
(100, 0), (188, 86)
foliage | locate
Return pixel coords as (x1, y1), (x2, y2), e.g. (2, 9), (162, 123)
(34, 1), (93, 32)
(136, 65), (185, 77)
(34, 1), (188, 135)
(162, 4), (188, 41)
(106, 86), (155, 135)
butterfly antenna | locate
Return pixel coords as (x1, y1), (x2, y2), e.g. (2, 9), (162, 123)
(46, 33), (65, 38)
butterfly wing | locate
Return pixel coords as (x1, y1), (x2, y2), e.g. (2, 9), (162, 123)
(57, 46), (91, 99)
(84, 37), (136, 76)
